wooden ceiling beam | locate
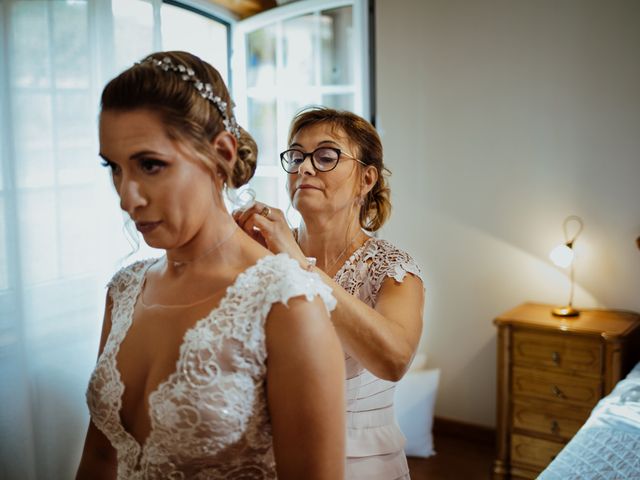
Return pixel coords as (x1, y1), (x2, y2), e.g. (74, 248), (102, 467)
(207, 0), (277, 19)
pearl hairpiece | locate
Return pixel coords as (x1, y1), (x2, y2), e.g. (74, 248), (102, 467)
(139, 56), (241, 139)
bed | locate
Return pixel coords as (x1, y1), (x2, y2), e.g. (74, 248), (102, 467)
(538, 360), (640, 479)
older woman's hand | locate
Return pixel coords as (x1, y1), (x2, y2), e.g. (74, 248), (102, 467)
(233, 202), (305, 263)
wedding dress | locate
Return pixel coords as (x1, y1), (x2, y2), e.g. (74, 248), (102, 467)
(86, 254), (335, 479)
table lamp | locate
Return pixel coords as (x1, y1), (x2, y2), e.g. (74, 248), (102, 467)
(548, 215), (584, 317)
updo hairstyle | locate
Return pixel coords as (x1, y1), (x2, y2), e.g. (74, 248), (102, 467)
(287, 107), (391, 232)
(100, 51), (257, 188)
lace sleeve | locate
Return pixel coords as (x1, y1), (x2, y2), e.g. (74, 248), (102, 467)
(265, 254), (337, 314)
(366, 239), (423, 300)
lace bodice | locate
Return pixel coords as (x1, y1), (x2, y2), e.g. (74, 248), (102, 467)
(86, 254), (336, 480)
(333, 237), (422, 479)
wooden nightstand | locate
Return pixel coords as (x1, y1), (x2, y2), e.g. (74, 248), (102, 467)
(492, 303), (640, 480)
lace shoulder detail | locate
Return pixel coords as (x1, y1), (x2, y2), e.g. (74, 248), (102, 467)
(261, 253), (337, 313)
(366, 239), (423, 285)
(106, 258), (156, 294)
(335, 238), (423, 305)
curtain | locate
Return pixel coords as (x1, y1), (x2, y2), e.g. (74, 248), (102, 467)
(0, 1), (214, 478)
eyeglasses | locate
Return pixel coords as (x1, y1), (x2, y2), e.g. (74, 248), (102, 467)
(280, 147), (366, 173)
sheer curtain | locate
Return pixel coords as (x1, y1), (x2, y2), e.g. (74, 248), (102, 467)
(0, 1), (230, 478)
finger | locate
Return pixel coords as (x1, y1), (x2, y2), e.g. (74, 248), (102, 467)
(240, 214), (270, 248)
(235, 204), (260, 229)
(249, 214), (278, 247)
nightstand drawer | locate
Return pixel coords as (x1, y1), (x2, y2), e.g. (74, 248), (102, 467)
(513, 330), (601, 376)
(513, 366), (601, 406)
(512, 397), (591, 440)
(510, 433), (565, 470)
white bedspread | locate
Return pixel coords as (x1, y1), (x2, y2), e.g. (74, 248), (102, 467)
(539, 362), (640, 480)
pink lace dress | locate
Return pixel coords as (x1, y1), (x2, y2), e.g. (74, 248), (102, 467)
(334, 238), (423, 480)
(85, 254), (336, 479)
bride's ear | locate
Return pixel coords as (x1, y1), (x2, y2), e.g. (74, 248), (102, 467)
(211, 131), (237, 180)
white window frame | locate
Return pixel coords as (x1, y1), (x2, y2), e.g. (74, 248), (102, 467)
(232, 0), (372, 213)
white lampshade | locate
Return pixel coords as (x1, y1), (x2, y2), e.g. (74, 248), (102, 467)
(549, 243), (574, 268)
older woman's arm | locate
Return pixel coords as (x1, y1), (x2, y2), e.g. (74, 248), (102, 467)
(310, 267), (424, 381)
(234, 206), (424, 382)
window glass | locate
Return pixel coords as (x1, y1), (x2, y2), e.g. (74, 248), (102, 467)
(52, 1), (90, 89)
(18, 190), (59, 285)
(322, 93), (354, 111)
(59, 187), (102, 277)
(55, 92), (97, 186)
(235, 2), (366, 218)
(320, 7), (353, 86)
(248, 97), (278, 166)
(112, 0), (154, 67)
(282, 14), (316, 88)
(10, 1), (51, 88)
(161, 4), (229, 83)
(247, 26), (277, 89)
(13, 92), (55, 189)
(0, 198), (7, 290)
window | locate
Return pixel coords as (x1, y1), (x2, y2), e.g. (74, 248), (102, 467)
(161, 2), (230, 83)
(0, 2), (231, 478)
(233, 0), (372, 223)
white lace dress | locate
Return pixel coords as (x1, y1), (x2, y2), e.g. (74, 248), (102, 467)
(334, 238), (422, 480)
(86, 254), (336, 479)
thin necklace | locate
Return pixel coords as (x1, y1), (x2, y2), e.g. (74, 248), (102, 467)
(295, 229), (364, 274)
(140, 226), (238, 309)
(166, 225), (238, 268)
(325, 231), (363, 273)
(139, 282), (228, 310)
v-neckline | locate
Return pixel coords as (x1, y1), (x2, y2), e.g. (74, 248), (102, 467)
(110, 254), (269, 460)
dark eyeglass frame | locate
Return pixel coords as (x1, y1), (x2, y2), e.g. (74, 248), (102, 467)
(279, 147), (366, 173)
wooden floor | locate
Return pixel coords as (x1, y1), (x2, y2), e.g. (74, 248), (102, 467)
(407, 431), (496, 479)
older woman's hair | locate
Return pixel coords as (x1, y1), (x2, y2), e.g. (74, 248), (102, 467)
(288, 107), (391, 232)
(100, 51), (257, 188)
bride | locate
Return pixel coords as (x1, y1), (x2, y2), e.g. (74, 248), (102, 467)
(76, 51), (345, 479)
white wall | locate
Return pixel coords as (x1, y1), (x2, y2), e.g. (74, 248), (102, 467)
(376, 0), (640, 427)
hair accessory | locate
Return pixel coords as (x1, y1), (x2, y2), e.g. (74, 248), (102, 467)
(140, 56), (241, 139)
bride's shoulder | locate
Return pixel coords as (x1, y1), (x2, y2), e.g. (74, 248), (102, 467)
(106, 257), (157, 290)
(245, 253), (336, 313)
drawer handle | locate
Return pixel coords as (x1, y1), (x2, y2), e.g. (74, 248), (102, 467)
(552, 385), (566, 399)
(551, 351), (561, 365)
(550, 420), (560, 435)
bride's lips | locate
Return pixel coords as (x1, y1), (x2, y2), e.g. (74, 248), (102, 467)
(136, 221), (162, 234)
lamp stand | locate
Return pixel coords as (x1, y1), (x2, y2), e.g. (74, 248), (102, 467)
(552, 257), (580, 317)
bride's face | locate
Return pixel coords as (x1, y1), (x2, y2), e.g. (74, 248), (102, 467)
(99, 108), (218, 250)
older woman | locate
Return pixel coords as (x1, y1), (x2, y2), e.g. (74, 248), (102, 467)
(234, 107), (425, 479)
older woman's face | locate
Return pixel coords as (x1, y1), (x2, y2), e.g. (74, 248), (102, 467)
(99, 108), (217, 250)
(286, 123), (363, 221)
